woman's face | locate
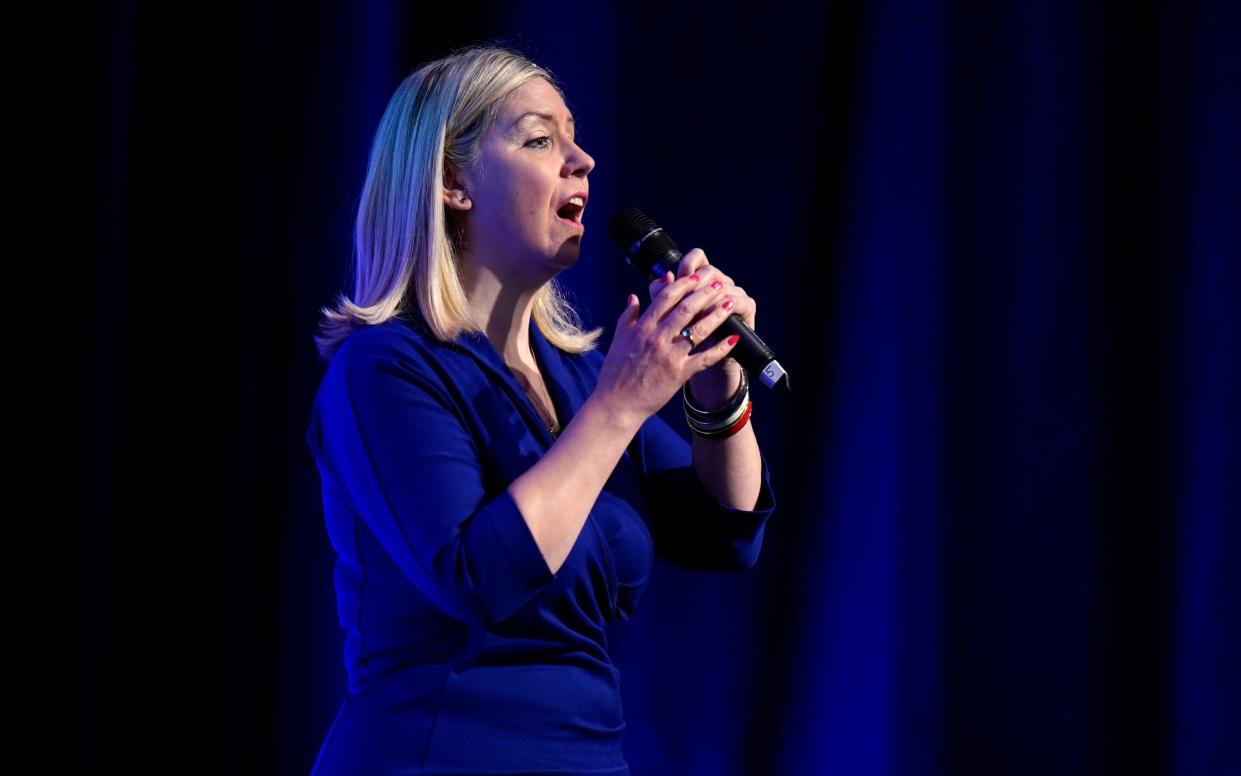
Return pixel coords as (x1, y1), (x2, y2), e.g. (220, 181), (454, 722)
(448, 77), (596, 285)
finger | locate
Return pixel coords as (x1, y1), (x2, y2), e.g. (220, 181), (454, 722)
(685, 295), (739, 343)
(649, 259), (724, 303)
(683, 263), (722, 287)
(677, 248), (709, 278)
(653, 265), (723, 302)
(618, 293), (640, 326)
(645, 271), (709, 325)
(729, 297), (757, 325)
(721, 288), (757, 329)
(654, 277), (729, 335)
(713, 290), (752, 316)
(689, 333), (741, 373)
(647, 271), (674, 300)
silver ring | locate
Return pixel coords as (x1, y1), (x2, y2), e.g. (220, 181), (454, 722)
(679, 326), (696, 347)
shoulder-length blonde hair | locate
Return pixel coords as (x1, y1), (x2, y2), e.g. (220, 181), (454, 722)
(313, 45), (602, 362)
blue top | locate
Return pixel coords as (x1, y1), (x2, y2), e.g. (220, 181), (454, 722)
(305, 310), (776, 775)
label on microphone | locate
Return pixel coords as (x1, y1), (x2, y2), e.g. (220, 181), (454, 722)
(760, 361), (787, 389)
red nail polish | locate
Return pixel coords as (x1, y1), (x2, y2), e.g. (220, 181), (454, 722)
(689, 274), (700, 282)
(723, 299), (733, 311)
(727, 335), (740, 346)
(711, 280), (723, 290)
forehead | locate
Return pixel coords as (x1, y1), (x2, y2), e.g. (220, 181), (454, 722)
(499, 78), (575, 130)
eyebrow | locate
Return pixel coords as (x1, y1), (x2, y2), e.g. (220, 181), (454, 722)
(511, 111), (576, 131)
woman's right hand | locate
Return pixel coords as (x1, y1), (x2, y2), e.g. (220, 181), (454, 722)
(592, 271), (741, 428)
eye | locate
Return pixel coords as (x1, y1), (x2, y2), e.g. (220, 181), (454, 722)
(525, 136), (551, 149)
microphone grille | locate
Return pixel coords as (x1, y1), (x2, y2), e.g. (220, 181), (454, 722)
(607, 206), (657, 247)
(607, 206), (679, 273)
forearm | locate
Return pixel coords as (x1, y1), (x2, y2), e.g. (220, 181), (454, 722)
(508, 394), (642, 575)
(691, 418), (762, 510)
(686, 358), (763, 510)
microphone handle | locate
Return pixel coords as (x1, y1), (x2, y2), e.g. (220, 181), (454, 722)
(645, 250), (791, 392)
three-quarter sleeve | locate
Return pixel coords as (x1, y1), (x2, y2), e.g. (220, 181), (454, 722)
(631, 409), (776, 571)
(308, 333), (555, 627)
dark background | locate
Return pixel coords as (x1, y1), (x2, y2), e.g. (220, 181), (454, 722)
(74, 1), (1239, 774)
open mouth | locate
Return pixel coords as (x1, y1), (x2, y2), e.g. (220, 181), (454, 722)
(556, 196), (585, 225)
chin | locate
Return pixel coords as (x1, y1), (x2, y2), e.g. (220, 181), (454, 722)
(552, 239), (582, 270)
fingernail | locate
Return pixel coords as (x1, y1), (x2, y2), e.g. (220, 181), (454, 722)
(727, 335), (740, 346)
(689, 274), (700, 283)
(723, 299), (733, 310)
(711, 280), (723, 290)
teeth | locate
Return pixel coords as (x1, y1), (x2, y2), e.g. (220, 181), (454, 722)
(568, 196), (584, 207)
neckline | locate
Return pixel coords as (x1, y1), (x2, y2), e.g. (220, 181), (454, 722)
(526, 321), (570, 439)
(510, 361), (562, 439)
(397, 308), (577, 445)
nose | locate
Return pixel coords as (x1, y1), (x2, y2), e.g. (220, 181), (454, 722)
(564, 139), (595, 178)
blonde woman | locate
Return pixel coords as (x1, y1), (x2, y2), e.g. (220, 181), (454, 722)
(306, 45), (776, 774)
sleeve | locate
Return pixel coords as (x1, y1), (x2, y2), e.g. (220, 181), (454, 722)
(632, 408), (777, 571)
(309, 333), (555, 627)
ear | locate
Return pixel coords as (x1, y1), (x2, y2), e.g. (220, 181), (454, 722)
(443, 161), (473, 212)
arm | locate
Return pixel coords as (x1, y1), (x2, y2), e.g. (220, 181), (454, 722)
(687, 360), (763, 510)
(625, 249), (774, 569)
(635, 407), (776, 571)
(312, 333), (556, 628)
(650, 248), (764, 512)
(507, 393), (643, 575)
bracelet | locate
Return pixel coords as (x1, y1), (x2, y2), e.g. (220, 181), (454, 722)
(683, 369), (749, 418)
(685, 392), (749, 431)
(683, 370), (752, 440)
(687, 399), (752, 440)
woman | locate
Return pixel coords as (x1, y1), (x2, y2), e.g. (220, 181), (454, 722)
(306, 45), (776, 774)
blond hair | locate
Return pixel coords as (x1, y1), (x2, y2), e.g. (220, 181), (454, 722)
(313, 45), (602, 361)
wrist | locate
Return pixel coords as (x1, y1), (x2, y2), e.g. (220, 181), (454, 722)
(687, 360), (743, 410)
(581, 392), (645, 439)
(684, 369), (752, 440)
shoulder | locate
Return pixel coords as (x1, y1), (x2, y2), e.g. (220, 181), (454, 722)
(334, 315), (470, 369)
(323, 316), (461, 400)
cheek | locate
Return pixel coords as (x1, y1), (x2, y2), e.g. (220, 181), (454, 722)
(504, 194), (543, 236)
(510, 167), (551, 210)
(488, 181), (534, 230)
(498, 176), (543, 219)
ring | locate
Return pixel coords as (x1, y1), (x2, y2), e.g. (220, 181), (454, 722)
(679, 326), (696, 347)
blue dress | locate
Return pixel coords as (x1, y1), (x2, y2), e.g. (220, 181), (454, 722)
(305, 310), (776, 775)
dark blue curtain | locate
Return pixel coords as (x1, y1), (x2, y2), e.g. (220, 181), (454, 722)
(77, 2), (1239, 773)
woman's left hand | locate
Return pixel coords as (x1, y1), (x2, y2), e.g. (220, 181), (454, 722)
(646, 248), (756, 410)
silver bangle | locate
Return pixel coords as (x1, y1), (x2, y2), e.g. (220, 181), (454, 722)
(683, 370), (750, 436)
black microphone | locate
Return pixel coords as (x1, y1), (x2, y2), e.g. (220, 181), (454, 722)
(607, 207), (790, 393)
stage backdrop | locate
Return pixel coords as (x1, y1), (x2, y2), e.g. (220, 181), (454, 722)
(76, 1), (1239, 774)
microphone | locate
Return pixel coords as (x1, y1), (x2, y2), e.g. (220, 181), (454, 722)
(607, 207), (790, 393)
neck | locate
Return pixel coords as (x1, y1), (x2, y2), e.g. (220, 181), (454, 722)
(463, 261), (541, 370)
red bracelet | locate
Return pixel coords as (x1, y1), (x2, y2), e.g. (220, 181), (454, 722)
(691, 399), (752, 440)
(722, 400), (753, 438)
